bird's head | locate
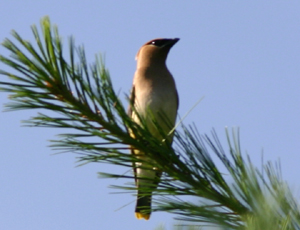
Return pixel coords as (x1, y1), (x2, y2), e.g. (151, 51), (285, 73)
(135, 38), (179, 67)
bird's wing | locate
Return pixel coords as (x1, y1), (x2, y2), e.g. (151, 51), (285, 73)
(175, 87), (179, 111)
(128, 85), (138, 185)
(127, 84), (135, 116)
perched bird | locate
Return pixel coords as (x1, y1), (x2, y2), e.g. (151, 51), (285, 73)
(128, 38), (179, 220)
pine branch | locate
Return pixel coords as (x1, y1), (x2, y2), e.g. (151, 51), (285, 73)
(1, 17), (300, 229)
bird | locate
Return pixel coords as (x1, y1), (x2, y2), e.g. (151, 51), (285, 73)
(128, 38), (179, 220)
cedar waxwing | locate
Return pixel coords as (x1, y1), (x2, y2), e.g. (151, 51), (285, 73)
(128, 38), (179, 220)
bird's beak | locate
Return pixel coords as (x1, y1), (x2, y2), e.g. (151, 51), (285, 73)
(164, 38), (180, 48)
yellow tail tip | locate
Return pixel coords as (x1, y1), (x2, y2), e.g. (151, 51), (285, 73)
(135, 212), (150, 220)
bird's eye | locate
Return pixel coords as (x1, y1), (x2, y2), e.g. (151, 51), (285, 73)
(150, 40), (166, 47)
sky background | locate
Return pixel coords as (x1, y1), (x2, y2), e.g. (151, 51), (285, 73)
(1, 1), (300, 230)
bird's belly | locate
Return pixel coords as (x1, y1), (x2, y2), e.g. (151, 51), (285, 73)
(133, 90), (177, 140)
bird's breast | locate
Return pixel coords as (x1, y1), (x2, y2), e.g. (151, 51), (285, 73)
(133, 83), (178, 139)
(136, 82), (176, 115)
(132, 67), (178, 131)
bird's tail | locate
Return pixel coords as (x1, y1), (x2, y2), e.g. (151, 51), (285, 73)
(135, 193), (152, 220)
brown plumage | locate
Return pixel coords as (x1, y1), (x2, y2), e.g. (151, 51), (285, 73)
(128, 38), (179, 220)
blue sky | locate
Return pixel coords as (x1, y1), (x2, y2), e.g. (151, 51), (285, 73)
(1, 1), (300, 230)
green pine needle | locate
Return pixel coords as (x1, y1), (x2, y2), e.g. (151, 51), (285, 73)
(0, 17), (299, 229)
